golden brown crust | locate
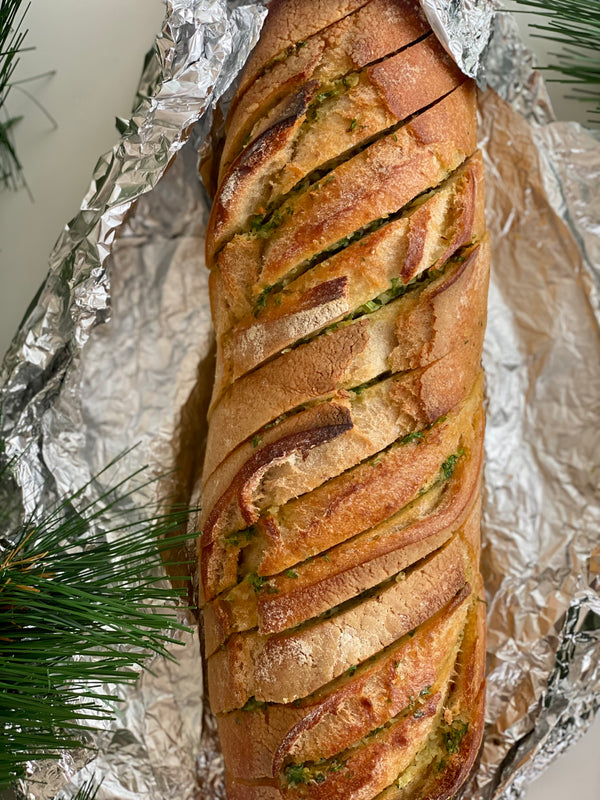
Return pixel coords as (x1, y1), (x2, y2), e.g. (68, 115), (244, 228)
(257, 82), (476, 285)
(229, 0), (429, 145)
(217, 587), (471, 781)
(223, 152), (485, 388)
(277, 692), (445, 799)
(202, 408), (483, 656)
(220, 5), (433, 189)
(204, 236), (488, 481)
(208, 78), (476, 321)
(199, 2), (487, 795)
(374, 584), (486, 800)
(243, 376), (481, 578)
(211, 35), (463, 255)
(234, 0), (373, 105)
(207, 530), (471, 713)
(199, 341), (482, 604)
(200, 374), (482, 602)
(225, 784), (280, 800)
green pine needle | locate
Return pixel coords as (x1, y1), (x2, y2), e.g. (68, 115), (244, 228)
(0, 455), (199, 789)
(0, 0), (30, 189)
(71, 778), (101, 800)
(512, 0), (600, 123)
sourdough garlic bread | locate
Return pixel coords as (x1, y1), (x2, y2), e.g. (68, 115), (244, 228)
(198, 0), (489, 797)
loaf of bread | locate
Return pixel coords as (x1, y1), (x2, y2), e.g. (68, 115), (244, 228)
(197, 0), (489, 796)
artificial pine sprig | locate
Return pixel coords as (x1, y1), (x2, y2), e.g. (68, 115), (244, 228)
(512, 0), (600, 122)
(0, 0), (30, 189)
(0, 458), (198, 789)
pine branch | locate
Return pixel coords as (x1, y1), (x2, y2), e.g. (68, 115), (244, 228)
(0, 0), (30, 190)
(0, 455), (199, 789)
(512, 0), (600, 123)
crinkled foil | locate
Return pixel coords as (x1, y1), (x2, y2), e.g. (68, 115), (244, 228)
(1, 1), (599, 798)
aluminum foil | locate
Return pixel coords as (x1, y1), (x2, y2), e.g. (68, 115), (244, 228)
(1, 1), (599, 798)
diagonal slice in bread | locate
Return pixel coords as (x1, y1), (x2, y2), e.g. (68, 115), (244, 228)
(207, 527), (474, 713)
(200, 342), (484, 567)
(220, 581), (485, 800)
(221, 153), (485, 388)
(259, 35), (462, 204)
(258, 82), (476, 286)
(204, 237), (489, 479)
(209, 79), (477, 343)
(222, 0), (431, 176)
(217, 586), (471, 780)
(202, 413), (482, 655)
(200, 373), (483, 601)
(211, 34), (463, 254)
(372, 579), (486, 800)
(242, 376), (481, 575)
(276, 691), (448, 799)
(232, 0), (376, 110)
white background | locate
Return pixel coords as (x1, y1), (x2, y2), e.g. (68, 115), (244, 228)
(0, 2), (598, 798)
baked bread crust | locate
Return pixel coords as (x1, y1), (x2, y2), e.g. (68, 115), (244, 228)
(217, 584), (471, 780)
(204, 237), (488, 480)
(208, 526), (473, 713)
(223, 0), (430, 172)
(203, 406), (483, 655)
(212, 34), (464, 254)
(198, 1), (488, 796)
(223, 153), (485, 387)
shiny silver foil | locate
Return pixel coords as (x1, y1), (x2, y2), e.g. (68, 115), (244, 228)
(1, 1), (599, 798)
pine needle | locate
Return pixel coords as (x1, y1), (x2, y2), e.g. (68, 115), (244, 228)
(0, 0), (30, 190)
(71, 778), (101, 800)
(512, 0), (600, 123)
(0, 455), (199, 789)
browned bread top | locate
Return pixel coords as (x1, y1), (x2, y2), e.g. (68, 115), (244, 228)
(220, 0), (433, 183)
(216, 584), (471, 780)
(207, 526), (474, 713)
(204, 237), (489, 480)
(221, 585), (485, 799)
(203, 410), (483, 656)
(198, 1), (487, 796)
(221, 153), (485, 389)
(213, 34), (463, 254)
(235, 0), (371, 99)
(200, 373), (483, 602)
(230, 0), (429, 136)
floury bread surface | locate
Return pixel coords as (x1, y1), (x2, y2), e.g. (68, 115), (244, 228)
(196, 0), (489, 797)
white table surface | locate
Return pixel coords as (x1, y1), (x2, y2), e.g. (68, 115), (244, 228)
(0, 2), (598, 798)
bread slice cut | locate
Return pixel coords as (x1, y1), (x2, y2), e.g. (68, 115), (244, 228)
(247, 376), (481, 576)
(204, 237), (488, 479)
(200, 341), (484, 567)
(276, 36), (463, 202)
(373, 578), (486, 800)
(203, 412), (482, 656)
(217, 586), (471, 781)
(277, 691), (448, 799)
(223, 0), (431, 164)
(207, 529), (472, 713)
(208, 79), (477, 345)
(226, 0), (429, 160)
(232, 0), (375, 110)
(260, 81), (476, 286)
(221, 153), (485, 389)
(211, 34), (463, 254)
(200, 372), (482, 601)
(220, 580), (484, 799)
